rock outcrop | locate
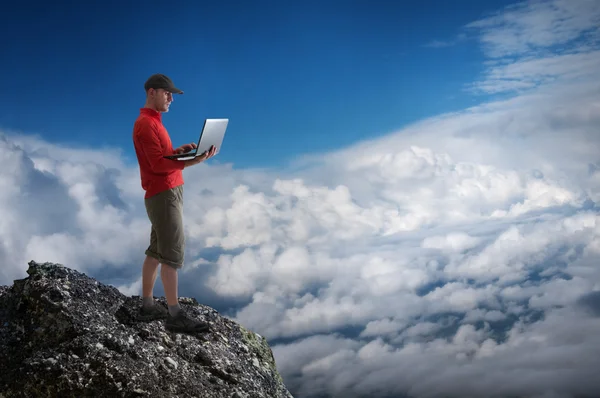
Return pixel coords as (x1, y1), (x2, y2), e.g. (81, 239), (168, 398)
(0, 261), (293, 398)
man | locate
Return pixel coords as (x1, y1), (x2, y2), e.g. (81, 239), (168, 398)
(132, 73), (216, 333)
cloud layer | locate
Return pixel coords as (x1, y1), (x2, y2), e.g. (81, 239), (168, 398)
(1, 1), (599, 397)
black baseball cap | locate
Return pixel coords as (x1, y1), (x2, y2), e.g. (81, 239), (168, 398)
(144, 73), (184, 94)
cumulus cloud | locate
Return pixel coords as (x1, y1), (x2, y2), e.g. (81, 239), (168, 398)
(274, 306), (600, 398)
(1, 1), (599, 397)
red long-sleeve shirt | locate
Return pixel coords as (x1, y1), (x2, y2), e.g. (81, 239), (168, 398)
(133, 108), (184, 198)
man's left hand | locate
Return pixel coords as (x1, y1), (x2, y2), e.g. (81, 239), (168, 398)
(174, 143), (197, 154)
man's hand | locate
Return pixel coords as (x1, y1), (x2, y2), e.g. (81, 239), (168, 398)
(183, 145), (217, 168)
(174, 142), (197, 154)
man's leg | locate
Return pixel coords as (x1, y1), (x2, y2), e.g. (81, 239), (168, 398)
(155, 185), (185, 317)
(160, 263), (181, 316)
(142, 255), (160, 307)
(147, 186), (208, 332)
(139, 201), (168, 319)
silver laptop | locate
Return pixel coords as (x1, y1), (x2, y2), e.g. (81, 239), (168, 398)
(164, 118), (229, 160)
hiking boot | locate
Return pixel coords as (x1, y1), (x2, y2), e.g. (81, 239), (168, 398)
(138, 303), (168, 321)
(166, 310), (210, 333)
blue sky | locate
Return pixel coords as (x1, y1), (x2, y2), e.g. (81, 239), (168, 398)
(1, 0), (511, 168)
(1, 1), (600, 397)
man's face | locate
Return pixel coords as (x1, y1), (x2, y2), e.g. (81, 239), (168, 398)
(150, 88), (173, 112)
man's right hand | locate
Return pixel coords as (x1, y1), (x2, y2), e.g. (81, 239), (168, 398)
(183, 145), (217, 168)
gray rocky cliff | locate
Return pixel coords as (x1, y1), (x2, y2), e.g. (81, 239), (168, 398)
(0, 261), (293, 398)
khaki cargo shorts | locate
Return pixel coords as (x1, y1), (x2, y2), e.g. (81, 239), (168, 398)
(144, 185), (185, 269)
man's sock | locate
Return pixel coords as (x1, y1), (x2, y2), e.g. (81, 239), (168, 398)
(142, 296), (154, 308)
(168, 303), (181, 317)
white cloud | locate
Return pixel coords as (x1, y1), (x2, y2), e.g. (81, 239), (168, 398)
(273, 307), (600, 398)
(464, 0), (600, 95)
(422, 232), (481, 252)
(0, 1), (599, 397)
(466, 0), (600, 58)
(360, 317), (407, 338)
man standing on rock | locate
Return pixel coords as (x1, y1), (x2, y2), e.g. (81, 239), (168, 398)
(132, 73), (216, 333)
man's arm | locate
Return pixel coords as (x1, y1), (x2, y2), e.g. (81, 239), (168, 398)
(135, 124), (185, 173)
